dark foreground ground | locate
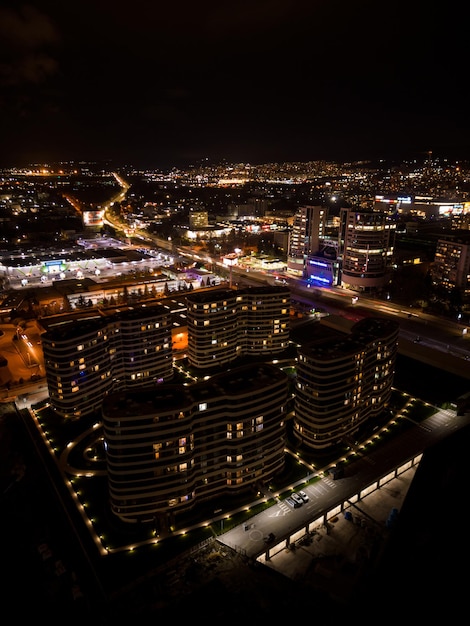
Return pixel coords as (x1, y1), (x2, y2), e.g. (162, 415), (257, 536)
(1, 354), (469, 624)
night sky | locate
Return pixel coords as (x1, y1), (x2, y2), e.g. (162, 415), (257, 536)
(1, 0), (469, 169)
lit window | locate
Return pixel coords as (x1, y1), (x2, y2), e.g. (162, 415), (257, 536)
(153, 443), (162, 459)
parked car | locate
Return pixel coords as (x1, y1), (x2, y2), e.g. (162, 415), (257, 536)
(291, 492), (304, 506)
(285, 496), (299, 508)
(297, 490), (309, 502)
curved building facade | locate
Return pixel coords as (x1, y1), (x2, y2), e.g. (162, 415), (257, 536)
(237, 286), (290, 355)
(186, 288), (239, 369)
(42, 302), (174, 419)
(338, 208), (396, 292)
(102, 363), (289, 524)
(293, 317), (399, 452)
(186, 286), (290, 370)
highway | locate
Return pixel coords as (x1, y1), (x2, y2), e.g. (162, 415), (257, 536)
(102, 199), (470, 366)
(231, 264), (470, 370)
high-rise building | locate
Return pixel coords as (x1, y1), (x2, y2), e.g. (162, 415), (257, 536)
(430, 231), (470, 303)
(237, 286), (291, 355)
(186, 288), (239, 369)
(186, 285), (290, 370)
(102, 362), (289, 524)
(293, 317), (399, 452)
(41, 303), (174, 419)
(338, 207), (396, 293)
(287, 205), (327, 277)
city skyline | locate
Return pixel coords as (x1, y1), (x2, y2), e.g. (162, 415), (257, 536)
(1, 1), (470, 169)
(1, 149), (470, 618)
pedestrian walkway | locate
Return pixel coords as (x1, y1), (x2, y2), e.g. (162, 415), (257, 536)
(256, 466), (416, 601)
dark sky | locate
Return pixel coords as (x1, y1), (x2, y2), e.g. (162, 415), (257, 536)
(1, 1), (469, 169)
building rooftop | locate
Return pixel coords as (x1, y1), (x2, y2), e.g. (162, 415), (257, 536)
(102, 362), (288, 417)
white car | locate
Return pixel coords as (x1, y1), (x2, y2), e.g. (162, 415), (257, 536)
(291, 492), (304, 506)
(297, 490), (309, 502)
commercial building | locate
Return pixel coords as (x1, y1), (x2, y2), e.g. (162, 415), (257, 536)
(338, 207), (396, 293)
(293, 317), (399, 452)
(287, 205), (327, 277)
(430, 230), (470, 303)
(102, 362), (289, 524)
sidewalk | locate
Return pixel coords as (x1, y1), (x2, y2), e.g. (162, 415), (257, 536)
(256, 466), (416, 602)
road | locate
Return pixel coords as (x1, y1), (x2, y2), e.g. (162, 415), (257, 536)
(222, 261), (470, 360)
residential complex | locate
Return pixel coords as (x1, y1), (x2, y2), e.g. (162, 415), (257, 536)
(102, 362), (289, 524)
(430, 231), (470, 303)
(186, 285), (291, 370)
(41, 302), (174, 419)
(2, 157), (470, 528)
(293, 317), (399, 452)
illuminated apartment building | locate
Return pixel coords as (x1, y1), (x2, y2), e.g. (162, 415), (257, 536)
(41, 303), (173, 419)
(293, 317), (399, 452)
(338, 207), (396, 293)
(237, 286), (291, 355)
(186, 288), (239, 369)
(430, 231), (470, 303)
(287, 205), (327, 277)
(186, 285), (291, 370)
(102, 362), (289, 524)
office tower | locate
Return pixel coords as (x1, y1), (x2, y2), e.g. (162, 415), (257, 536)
(41, 303), (174, 419)
(430, 231), (470, 303)
(102, 362), (289, 524)
(338, 207), (396, 293)
(293, 317), (399, 452)
(185, 285), (290, 370)
(287, 205), (327, 277)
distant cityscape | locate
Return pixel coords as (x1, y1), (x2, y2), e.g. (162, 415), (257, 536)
(1, 155), (470, 617)
(1, 154), (469, 314)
